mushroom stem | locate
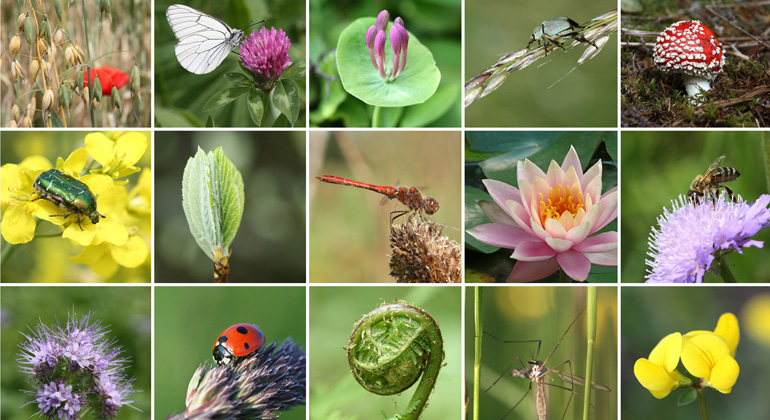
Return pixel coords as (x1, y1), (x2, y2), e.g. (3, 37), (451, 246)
(683, 74), (712, 99)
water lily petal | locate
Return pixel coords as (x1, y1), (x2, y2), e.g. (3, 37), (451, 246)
(560, 145), (583, 179)
(559, 210), (575, 231)
(584, 175), (603, 205)
(581, 201), (602, 231)
(556, 249), (591, 280)
(545, 237), (573, 253)
(544, 217), (566, 239)
(594, 188), (618, 231)
(483, 179), (521, 214)
(511, 240), (557, 261)
(518, 179), (536, 224)
(562, 166), (580, 191)
(507, 200), (536, 236)
(518, 159), (547, 187)
(468, 223), (533, 249)
(478, 200), (516, 226)
(581, 159), (603, 192)
(585, 249), (618, 266)
(508, 258), (559, 282)
(565, 221), (592, 244)
(573, 231), (618, 253)
(546, 160), (565, 187)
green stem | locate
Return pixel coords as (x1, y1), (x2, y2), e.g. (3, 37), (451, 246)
(718, 256), (737, 283)
(80, 0), (95, 127)
(473, 287), (482, 420)
(582, 287), (597, 420)
(696, 386), (709, 420)
(1, 241), (19, 266)
(372, 106), (381, 128)
(346, 302), (444, 420)
(763, 132), (770, 193)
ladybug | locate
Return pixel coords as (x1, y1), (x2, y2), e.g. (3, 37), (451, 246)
(212, 323), (265, 366)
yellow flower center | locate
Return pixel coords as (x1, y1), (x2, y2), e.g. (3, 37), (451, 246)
(539, 183), (584, 226)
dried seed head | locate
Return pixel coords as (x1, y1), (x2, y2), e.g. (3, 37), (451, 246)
(65, 45), (74, 67)
(42, 89), (54, 115)
(75, 68), (84, 93)
(27, 97), (36, 118)
(8, 119), (18, 128)
(36, 38), (48, 57)
(12, 60), (22, 82)
(130, 64), (141, 100)
(18, 12), (25, 32)
(82, 86), (90, 107)
(12, 104), (21, 121)
(389, 220), (461, 283)
(22, 115), (32, 127)
(9, 35), (21, 60)
(28, 59), (40, 85)
(54, 28), (64, 45)
(74, 45), (85, 64)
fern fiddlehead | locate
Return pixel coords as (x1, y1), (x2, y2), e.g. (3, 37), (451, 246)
(346, 301), (444, 419)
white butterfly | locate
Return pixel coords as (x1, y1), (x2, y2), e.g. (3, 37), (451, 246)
(166, 4), (245, 75)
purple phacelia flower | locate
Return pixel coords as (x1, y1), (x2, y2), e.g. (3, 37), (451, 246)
(18, 312), (140, 419)
(240, 27), (293, 91)
(646, 194), (770, 283)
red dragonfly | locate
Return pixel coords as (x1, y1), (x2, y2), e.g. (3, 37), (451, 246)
(316, 175), (439, 222)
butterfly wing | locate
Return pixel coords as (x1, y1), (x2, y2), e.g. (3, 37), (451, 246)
(166, 4), (243, 74)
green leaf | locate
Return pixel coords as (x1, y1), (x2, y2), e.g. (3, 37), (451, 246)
(202, 86), (250, 112)
(270, 80), (299, 125)
(280, 60), (306, 81)
(309, 52), (347, 124)
(205, 115), (214, 127)
(375, 106), (403, 127)
(225, 72), (251, 85)
(49, 110), (64, 127)
(677, 389), (697, 406)
(464, 187), (499, 254)
(181, 147), (245, 259)
(154, 107), (204, 127)
(336, 17), (441, 107)
(399, 83), (458, 127)
(247, 89), (265, 127)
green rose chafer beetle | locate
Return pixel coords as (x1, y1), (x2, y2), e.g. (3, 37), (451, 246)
(31, 169), (105, 230)
(527, 16), (597, 56)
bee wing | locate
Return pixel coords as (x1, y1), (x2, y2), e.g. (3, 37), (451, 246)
(702, 155), (726, 178)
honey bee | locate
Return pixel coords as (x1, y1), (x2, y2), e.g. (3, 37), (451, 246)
(688, 155), (741, 203)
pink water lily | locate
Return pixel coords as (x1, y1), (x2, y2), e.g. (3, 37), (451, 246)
(468, 145), (618, 281)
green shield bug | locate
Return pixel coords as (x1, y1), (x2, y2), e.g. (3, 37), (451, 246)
(527, 16), (597, 56)
(31, 168), (105, 230)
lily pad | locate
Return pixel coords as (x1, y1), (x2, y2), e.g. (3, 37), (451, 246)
(337, 17), (441, 107)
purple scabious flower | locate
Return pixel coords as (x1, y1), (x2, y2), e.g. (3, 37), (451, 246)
(646, 194), (770, 283)
(18, 312), (139, 419)
(240, 27), (292, 90)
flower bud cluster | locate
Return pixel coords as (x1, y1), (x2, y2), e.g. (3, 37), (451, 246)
(365, 10), (409, 81)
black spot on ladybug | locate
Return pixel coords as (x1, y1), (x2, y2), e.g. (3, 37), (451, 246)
(236, 326), (249, 335)
(244, 342), (250, 350)
(219, 336), (228, 344)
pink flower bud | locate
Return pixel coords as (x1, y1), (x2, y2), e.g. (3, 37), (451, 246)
(365, 25), (377, 69)
(374, 30), (387, 80)
(390, 26), (402, 78)
(376, 10), (389, 33)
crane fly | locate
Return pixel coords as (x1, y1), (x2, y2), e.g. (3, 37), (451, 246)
(483, 307), (611, 420)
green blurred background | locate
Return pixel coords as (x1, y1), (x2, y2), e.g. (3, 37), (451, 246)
(309, 0), (461, 127)
(620, 131), (770, 282)
(464, 131), (618, 282)
(465, 0), (617, 127)
(154, 0), (306, 127)
(0, 286), (151, 419)
(621, 287), (770, 419)
(466, 286), (617, 420)
(155, 286), (306, 419)
(309, 131), (462, 283)
(154, 131), (305, 283)
(309, 286), (461, 419)
(0, 132), (152, 283)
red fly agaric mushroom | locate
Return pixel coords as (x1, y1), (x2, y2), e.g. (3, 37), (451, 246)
(653, 20), (725, 99)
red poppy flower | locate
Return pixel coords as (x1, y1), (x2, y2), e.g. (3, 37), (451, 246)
(79, 66), (129, 95)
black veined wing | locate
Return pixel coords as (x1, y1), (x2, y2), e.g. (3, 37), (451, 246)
(165, 4), (245, 74)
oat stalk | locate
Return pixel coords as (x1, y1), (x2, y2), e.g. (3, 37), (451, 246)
(464, 9), (618, 107)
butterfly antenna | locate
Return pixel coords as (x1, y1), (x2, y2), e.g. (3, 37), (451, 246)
(244, 19), (265, 31)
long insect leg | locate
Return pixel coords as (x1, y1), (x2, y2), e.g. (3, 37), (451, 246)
(482, 354), (527, 393)
(483, 331), (543, 360)
(540, 307), (586, 367)
(501, 382), (533, 420)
